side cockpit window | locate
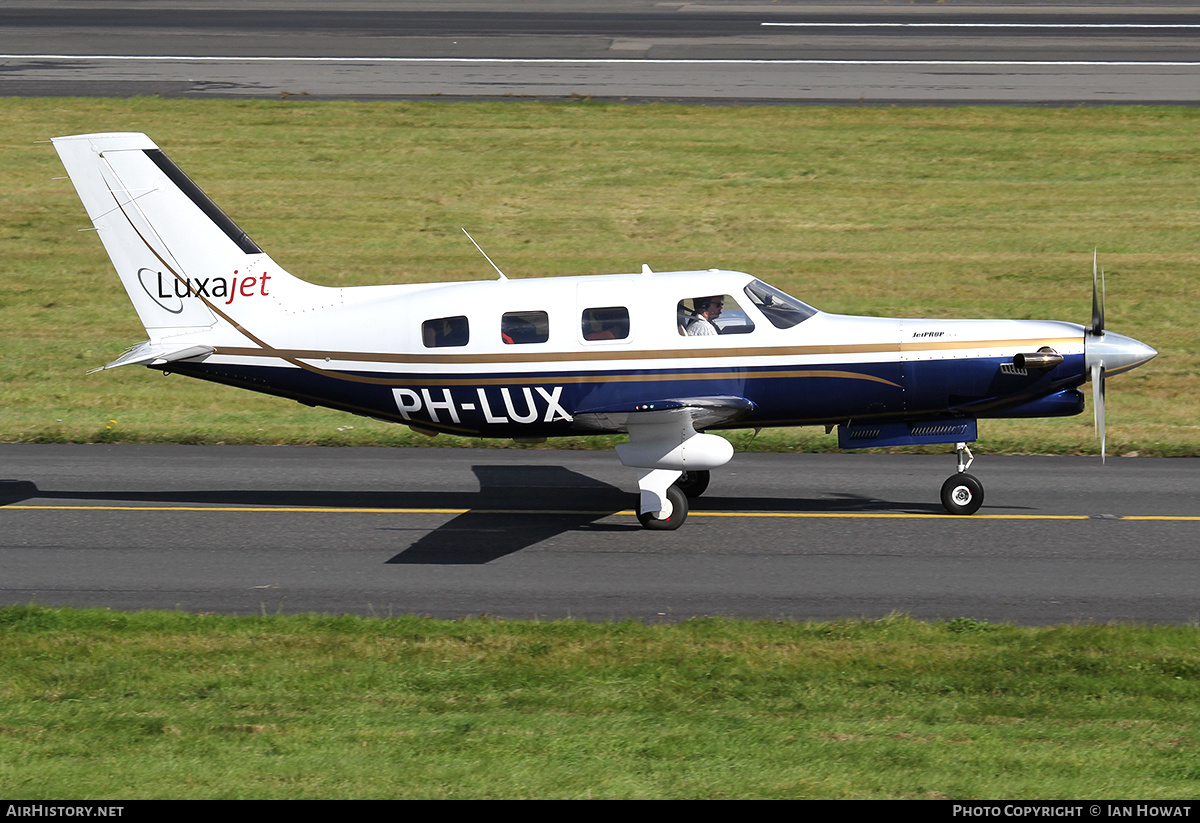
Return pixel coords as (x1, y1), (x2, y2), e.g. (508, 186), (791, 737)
(677, 294), (754, 336)
(501, 311), (549, 344)
(422, 315), (469, 348)
(743, 279), (818, 329)
(581, 307), (629, 341)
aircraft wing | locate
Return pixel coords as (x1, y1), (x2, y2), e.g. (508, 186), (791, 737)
(89, 340), (215, 373)
(571, 395), (755, 433)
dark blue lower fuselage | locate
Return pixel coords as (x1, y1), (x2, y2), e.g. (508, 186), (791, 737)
(163, 351), (1088, 441)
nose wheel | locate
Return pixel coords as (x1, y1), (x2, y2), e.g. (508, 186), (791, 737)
(941, 473), (983, 515)
(940, 442), (984, 515)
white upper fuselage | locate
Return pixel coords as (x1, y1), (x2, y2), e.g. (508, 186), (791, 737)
(170, 264), (1087, 384)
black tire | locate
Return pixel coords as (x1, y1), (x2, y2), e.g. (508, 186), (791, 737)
(637, 484), (689, 530)
(941, 473), (984, 516)
(673, 469), (711, 498)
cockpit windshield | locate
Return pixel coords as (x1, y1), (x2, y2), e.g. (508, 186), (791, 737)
(743, 279), (818, 329)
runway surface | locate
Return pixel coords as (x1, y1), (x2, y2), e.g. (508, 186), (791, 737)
(3, 0), (1199, 104)
(2, 444), (1197, 624)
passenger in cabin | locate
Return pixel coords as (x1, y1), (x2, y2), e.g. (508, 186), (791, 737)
(685, 296), (724, 336)
(582, 307), (629, 341)
(422, 316), (469, 348)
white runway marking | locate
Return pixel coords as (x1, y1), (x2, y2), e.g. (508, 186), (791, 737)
(762, 22), (1200, 30)
(3, 55), (1198, 67)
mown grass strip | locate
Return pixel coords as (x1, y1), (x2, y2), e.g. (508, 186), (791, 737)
(2, 606), (1198, 799)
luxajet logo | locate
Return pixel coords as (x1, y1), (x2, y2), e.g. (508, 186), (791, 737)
(139, 268), (271, 313)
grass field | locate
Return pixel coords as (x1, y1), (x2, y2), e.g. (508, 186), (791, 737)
(2, 98), (1196, 454)
(2, 606), (1199, 800)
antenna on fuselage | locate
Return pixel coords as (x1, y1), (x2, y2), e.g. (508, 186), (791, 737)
(461, 228), (507, 280)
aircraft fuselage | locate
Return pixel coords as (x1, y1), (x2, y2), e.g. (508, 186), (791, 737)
(157, 268), (1093, 439)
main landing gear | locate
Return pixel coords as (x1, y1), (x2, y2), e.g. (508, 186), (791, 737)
(632, 469), (712, 531)
(673, 469), (711, 498)
(940, 442), (984, 516)
(637, 484), (689, 530)
(618, 416), (732, 531)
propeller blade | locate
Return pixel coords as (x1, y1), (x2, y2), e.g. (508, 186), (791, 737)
(1091, 249), (1105, 336)
(1091, 362), (1106, 463)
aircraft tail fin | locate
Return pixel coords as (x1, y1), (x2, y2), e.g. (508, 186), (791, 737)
(52, 133), (310, 339)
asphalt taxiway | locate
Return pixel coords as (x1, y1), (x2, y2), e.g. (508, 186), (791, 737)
(3, 444), (1196, 623)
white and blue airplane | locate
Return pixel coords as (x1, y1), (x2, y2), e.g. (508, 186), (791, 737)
(52, 132), (1157, 529)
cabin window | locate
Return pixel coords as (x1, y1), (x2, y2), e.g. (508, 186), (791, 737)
(422, 315), (469, 348)
(581, 306), (629, 341)
(743, 280), (817, 329)
(678, 294), (754, 336)
(501, 310), (549, 344)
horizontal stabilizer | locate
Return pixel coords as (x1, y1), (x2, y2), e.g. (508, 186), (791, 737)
(90, 341), (215, 373)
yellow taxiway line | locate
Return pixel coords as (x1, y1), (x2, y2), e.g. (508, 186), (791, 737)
(5, 505), (1199, 521)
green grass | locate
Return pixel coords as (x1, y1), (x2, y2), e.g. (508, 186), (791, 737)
(2, 606), (1198, 799)
(2, 98), (1196, 454)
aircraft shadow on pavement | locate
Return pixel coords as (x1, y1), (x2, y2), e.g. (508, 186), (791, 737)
(387, 465), (637, 564)
(0, 468), (948, 566)
(0, 467), (625, 512)
(0, 467), (637, 566)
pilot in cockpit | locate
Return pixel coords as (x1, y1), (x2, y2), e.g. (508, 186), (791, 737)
(685, 296), (723, 336)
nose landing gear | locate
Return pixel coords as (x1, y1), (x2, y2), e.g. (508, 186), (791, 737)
(940, 442), (984, 515)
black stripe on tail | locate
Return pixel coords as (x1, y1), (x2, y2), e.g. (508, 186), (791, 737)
(143, 149), (262, 255)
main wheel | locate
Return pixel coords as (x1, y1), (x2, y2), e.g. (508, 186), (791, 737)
(673, 469), (711, 498)
(940, 473), (984, 516)
(637, 484), (689, 530)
